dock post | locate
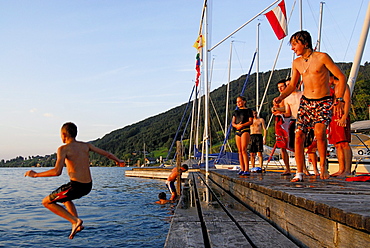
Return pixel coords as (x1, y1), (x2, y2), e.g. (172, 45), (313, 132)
(176, 141), (182, 197)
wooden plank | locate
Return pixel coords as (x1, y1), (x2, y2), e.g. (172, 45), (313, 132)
(197, 173), (299, 248)
(206, 221), (253, 248)
(164, 221), (204, 248)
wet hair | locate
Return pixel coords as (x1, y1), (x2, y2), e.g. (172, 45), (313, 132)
(289, 30), (313, 51)
(62, 122), (78, 138)
(158, 192), (167, 200)
(181, 164), (189, 171)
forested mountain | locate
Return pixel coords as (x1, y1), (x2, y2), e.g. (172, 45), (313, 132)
(2, 62), (370, 167)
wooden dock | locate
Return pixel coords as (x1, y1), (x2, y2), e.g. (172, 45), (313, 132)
(161, 169), (370, 248)
(124, 168), (370, 247)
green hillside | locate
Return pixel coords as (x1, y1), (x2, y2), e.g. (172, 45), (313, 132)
(2, 62), (370, 167)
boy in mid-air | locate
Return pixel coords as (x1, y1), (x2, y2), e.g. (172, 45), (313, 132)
(166, 164), (188, 201)
(24, 122), (125, 239)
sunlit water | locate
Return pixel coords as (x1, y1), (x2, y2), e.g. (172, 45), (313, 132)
(0, 167), (174, 247)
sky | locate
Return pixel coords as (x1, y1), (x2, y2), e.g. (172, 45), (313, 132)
(0, 0), (369, 161)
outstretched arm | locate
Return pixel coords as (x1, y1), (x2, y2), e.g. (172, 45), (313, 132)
(24, 146), (66, 178)
(88, 143), (125, 166)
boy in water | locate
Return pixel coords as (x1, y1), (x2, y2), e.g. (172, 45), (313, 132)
(274, 30), (346, 182)
(155, 192), (172, 204)
(166, 164), (188, 201)
(24, 122), (125, 239)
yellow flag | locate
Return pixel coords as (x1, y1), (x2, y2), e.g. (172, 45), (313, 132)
(193, 34), (205, 50)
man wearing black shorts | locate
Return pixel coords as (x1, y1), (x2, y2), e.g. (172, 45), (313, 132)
(250, 110), (267, 168)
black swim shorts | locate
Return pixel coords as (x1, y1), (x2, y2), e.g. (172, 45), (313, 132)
(49, 180), (92, 203)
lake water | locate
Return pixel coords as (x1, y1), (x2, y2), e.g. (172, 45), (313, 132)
(0, 167), (174, 247)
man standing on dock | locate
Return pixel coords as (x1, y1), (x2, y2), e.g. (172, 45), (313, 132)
(250, 110), (267, 168)
(166, 164), (188, 201)
(274, 30), (346, 182)
(328, 73), (353, 177)
(272, 79), (291, 175)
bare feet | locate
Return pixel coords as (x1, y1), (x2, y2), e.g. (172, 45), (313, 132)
(320, 170), (330, 180)
(69, 219), (83, 239)
(281, 170), (291, 176)
(330, 171), (344, 177)
(335, 172), (352, 178)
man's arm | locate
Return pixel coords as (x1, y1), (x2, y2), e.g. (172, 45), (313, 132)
(262, 119), (267, 145)
(337, 84), (351, 126)
(24, 146), (66, 177)
(88, 143), (125, 166)
(324, 53), (346, 117)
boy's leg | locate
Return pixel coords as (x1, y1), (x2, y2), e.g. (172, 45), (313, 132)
(257, 152), (263, 167)
(315, 123), (330, 179)
(291, 130), (306, 182)
(281, 148), (290, 174)
(42, 196), (83, 239)
(250, 152), (256, 167)
(64, 201), (85, 233)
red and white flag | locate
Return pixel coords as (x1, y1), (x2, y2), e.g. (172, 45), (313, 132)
(265, 0), (288, 40)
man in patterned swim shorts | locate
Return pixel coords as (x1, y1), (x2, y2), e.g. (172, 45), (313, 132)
(296, 95), (333, 133)
(273, 30), (346, 182)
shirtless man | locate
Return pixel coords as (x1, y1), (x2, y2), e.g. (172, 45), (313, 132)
(274, 30), (346, 182)
(166, 164), (188, 201)
(328, 74), (352, 177)
(24, 122), (125, 239)
(272, 79), (291, 175)
(284, 79), (319, 176)
(250, 110), (267, 168)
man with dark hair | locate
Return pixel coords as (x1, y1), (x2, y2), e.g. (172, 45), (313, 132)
(155, 192), (171, 204)
(274, 30), (346, 182)
(25, 122), (125, 239)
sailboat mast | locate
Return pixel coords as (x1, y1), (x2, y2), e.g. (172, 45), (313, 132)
(225, 40), (233, 139)
(204, 0), (210, 173)
(256, 23), (260, 111)
(316, 2), (325, 51)
(348, 1), (370, 96)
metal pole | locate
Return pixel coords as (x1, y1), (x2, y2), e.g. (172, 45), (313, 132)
(225, 40), (233, 138)
(348, 0), (370, 96)
(316, 2), (325, 51)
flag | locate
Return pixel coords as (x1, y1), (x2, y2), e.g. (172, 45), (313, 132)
(265, 0), (288, 40)
(193, 34), (205, 50)
(195, 53), (201, 86)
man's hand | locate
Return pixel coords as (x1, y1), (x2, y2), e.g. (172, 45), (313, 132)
(273, 96), (282, 105)
(334, 101), (344, 118)
(24, 170), (37, 177)
(115, 160), (126, 167)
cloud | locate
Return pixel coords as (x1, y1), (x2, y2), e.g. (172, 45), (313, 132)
(43, 113), (54, 118)
(29, 108), (38, 113)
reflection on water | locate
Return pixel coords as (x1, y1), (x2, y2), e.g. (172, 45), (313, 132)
(0, 167), (173, 247)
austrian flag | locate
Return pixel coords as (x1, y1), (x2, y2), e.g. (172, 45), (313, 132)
(265, 0), (288, 40)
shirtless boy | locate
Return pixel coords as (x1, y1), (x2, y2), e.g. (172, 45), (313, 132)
(328, 74), (353, 177)
(272, 79), (291, 175)
(24, 122), (125, 239)
(274, 30), (346, 182)
(155, 192), (172, 204)
(166, 164), (188, 201)
(250, 110), (267, 168)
